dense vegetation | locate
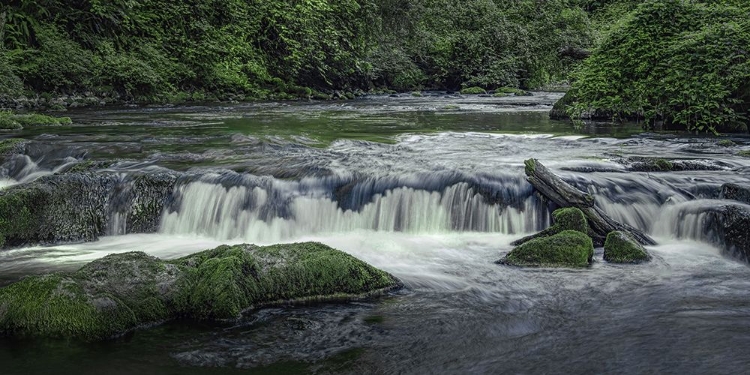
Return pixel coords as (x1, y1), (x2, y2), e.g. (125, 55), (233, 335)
(1, 0), (748, 133)
(568, 0), (750, 133)
(0, 0), (596, 102)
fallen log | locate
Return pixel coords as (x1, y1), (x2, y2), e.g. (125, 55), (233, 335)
(524, 159), (657, 246)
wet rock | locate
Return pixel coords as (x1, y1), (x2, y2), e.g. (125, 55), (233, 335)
(498, 230), (594, 268)
(0, 242), (401, 340)
(0, 172), (177, 249)
(720, 183), (750, 205)
(603, 231), (651, 263)
(617, 157), (727, 172)
(511, 207), (588, 246)
(0, 139), (28, 161)
(706, 204), (750, 263)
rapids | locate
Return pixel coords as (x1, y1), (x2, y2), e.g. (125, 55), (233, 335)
(1, 94), (750, 374)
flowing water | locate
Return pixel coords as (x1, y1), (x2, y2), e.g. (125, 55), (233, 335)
(2, 94), (750, 374)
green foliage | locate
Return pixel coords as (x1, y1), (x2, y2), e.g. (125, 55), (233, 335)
(571, 0), (750, 133)
(0, 0), (603, 100)
(603, 231), (651, 263)
(502, 230), (594, 267)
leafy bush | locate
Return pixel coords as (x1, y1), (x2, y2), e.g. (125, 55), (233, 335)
(570, 0), (750, 133)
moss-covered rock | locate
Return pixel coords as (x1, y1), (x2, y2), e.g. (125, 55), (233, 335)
(0, 138), (27, 160)
(511, 207), (588, 246)
(0, 242), (400, 341)
(603, 231), (651, 263)
(0, 172), (177, 249)
(460, 86), (486, 95)
(0, 111), (72, 130)
(499, 230), (594, 268)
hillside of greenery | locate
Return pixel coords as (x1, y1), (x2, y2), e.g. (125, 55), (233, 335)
(0, 0), (748, 133)
(0, 0), (598, 102)
(567, 0), (750, 134)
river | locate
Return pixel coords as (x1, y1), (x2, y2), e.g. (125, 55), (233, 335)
(1, 93), (750, 374)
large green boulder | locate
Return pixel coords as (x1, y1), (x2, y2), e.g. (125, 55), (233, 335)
(0, 242), (400, 341)
(500, 230), (594, 268)
(603, 231), (651, 263)
(511, 207), (588, 246)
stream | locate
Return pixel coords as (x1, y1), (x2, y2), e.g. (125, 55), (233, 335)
(1, 93), (750, 374)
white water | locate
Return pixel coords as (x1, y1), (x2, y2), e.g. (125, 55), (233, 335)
(160, 180), (545, 243)
(0, 155), (78, 189)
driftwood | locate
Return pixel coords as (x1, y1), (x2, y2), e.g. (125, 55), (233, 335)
(524, 159), (657, 246)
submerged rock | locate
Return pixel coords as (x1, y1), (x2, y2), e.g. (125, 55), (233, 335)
(511, 207), (588, 246)
(603, 231), (651, 263)
(0, 242), (401, 341)
(499, 230), (594, 268)
(0, 172), (177, 248)
(720, 183), (750, 205)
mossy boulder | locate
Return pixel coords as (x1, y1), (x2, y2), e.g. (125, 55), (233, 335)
(460, 86), (486, 95)
(0, 172), (177, 249)
(511, 207), (588, 246)
(603, 231), (651, 264)
(0, 242), (400, 340)
(499, 230), (594, 268)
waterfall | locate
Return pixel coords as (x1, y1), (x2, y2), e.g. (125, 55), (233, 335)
(160, 174), (548, 242)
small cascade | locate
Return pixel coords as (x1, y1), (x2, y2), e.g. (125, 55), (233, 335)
(0, 154), (78, 189)
(160, 172), (549, 242)
(650, 200), (724, 242)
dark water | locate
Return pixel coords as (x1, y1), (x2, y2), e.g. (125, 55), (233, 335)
(2, 94), (750, 374)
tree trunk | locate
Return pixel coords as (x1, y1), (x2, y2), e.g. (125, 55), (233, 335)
(524, 159), (657, 246)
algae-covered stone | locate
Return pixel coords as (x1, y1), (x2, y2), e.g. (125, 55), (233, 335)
(603, 231), (651, 263)
(0, 172), (177, 249)
(511, 207), (588, 246)
(500, 230), (594, 268)
(0, 138), (27, 157)
(0, 242), (400, 340)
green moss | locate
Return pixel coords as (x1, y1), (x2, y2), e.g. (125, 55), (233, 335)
(495, 87), (531, 96)
(0, 114), (22, 130)
(739, 150), (750, 157)
(653, 159), (673, 171)
(460, 86), (486, 95)
(550, 208), (588, 234)
(0, 242), (400, 340)
(524, 158), (536, 175)
(501, 230), (593, 268)
(13, 113), (72, 126)
(0, 111), (71, 129)
(717, 139), (736, 147)
(603, 231), (651, 264)
(0, 139), (25, 156)
(411, 91), (423, 97)
(253, 242), (397, 305)
(0, 187), (45, 248)
(0, 274), (135, 340)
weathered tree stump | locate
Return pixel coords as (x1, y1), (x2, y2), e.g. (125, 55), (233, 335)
(524, 159), (657, 246)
